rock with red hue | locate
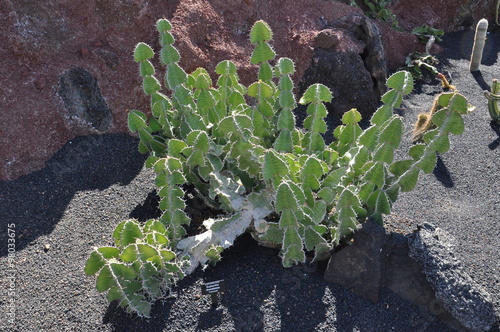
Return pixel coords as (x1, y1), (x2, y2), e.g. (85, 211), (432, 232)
(34, 77), (47, 90)
(80, 48), (90, 58)
(389, 0), (496, 32)
(0, 0), (359, 180)
(0, 0), (494, 180)
(300, 14), (388, 123)
(375, 21), (426, 72)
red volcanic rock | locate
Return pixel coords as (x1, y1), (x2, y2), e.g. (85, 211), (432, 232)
(315, 28), (366, 54)
(374, 21), (438, 72)
(0, 0), (493, 180)
(80, 47), (91, 58)
(34, 77), (47, 90)
(389, 0), (495, 32)
(0, 0), (361, 180)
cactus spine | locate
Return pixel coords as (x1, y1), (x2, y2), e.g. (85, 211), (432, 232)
(470, 18), (489, 72)
(411, 94), (443, 143)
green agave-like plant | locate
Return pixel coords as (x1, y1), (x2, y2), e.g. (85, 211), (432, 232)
(85, 19), (471, 317)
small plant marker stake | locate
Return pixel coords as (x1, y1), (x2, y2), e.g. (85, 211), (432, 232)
(201, 280), (225, 306)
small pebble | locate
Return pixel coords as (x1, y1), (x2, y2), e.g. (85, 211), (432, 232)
(34, 77), (46, 90)
(80, 47), (90, 58)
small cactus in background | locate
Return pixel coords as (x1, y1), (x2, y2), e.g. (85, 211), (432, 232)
(484, 79), (500, 122)
(470, 18), (489, 72)
(496, 0), (500, 26)
(436, 73), (456, 91)
(412, 94), (443, 143)
(412, 89), (474, 143)
(85, 18), (473, 317)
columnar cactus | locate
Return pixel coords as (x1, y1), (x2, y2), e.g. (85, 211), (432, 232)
(470, 18), (489, 72)
(484, 79), (500, 122)
(85, 19), (472, 317)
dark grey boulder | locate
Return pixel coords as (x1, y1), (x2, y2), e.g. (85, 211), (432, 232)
(324, 218), (387, 303)
(299, 14), (387, 123)
(58, 67), (112, 132)
(407, 223), (498, 332)
(324, 219), (498, 331)
(383, 231), (466, 331)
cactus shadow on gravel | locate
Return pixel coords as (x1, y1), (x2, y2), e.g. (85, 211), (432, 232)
(432, 155), (454, 188)
(489, 121), (500, 150)
(0, 133), (146, 255)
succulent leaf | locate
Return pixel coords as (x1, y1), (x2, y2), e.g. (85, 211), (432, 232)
(128, 111), (148, 133)
(275, 57), (295, 75)
(156, 19), (172, 32)
(386, 70), (413, 95)
(263, 150), (289, 183)
(134, 43), (154, 62)
(250, 20), (273, 43)
(341, 109), (362, 125)
(299, 84), (332, 104)
(166, 63), (187, 89)
(160, 45), (180, 64)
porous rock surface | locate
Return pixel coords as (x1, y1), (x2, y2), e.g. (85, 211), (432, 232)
(300, 14), (387, 121)
(325, 219), (498, 331)
(0, 0), (494, 180)
(389, 0), (495, 32)
(408, 223), (498, 332)
(323, 218), (386, 304)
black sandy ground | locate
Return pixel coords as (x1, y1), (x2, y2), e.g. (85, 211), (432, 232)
(1, 29), (499, 331)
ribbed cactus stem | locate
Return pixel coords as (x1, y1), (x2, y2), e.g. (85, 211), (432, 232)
(484, 79), (500, 122)
(496, 0), (500, 26)
(470, 18), (489, 72)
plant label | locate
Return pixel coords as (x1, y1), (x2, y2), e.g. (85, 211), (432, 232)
(201, 279), (225, 306)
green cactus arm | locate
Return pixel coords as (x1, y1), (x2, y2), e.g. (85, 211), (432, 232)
(273, 58), (297, 152)
(248, 20), (277, 140)
(484, 79), (500, 121)
(298, 83), (332, 153)
(246, 80), (275, 140)
(371, 71), (413, 126)
(388, 92), (468, 194)
(330, 186), (363, 245)
(153, 157), (190, 242)
(85, 217), (191, 317)
(249, 20), (275, 64)
(215, 60), (242, 115)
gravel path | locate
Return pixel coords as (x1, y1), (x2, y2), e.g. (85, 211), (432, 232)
(1, 30), (499, 331)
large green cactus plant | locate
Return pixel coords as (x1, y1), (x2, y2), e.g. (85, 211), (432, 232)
(85, 19), (471, 317)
